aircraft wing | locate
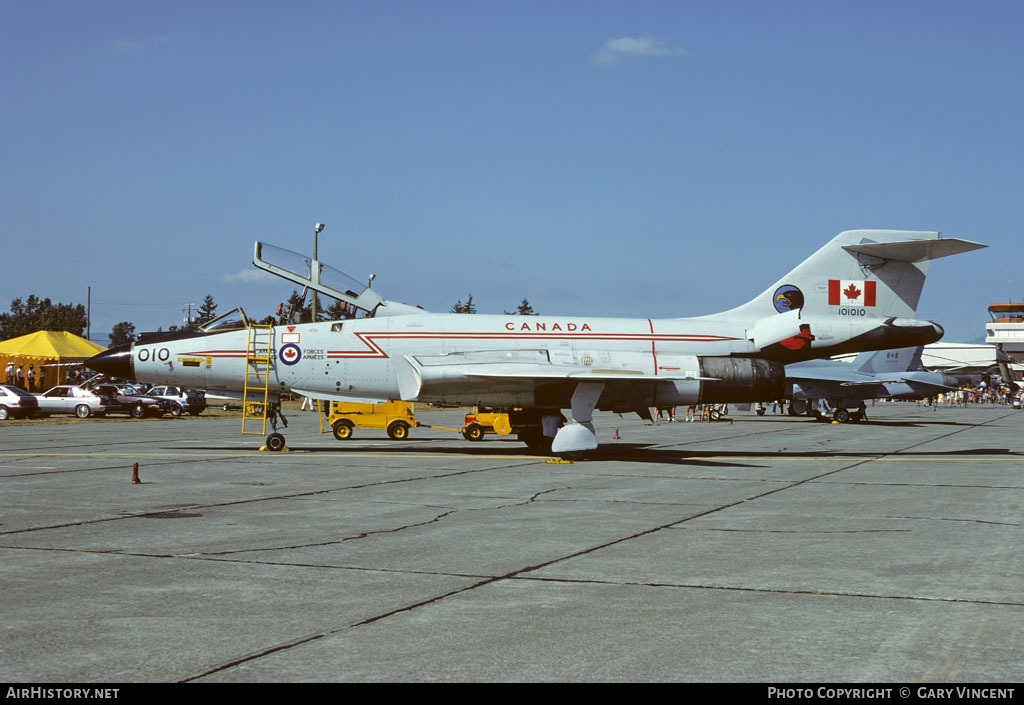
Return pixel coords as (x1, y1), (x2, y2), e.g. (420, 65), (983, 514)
(786, 369), (876, 385)
(836, 375), (954, 389)
(789, 368), (960, 390)
(890, 378), (961, 391)
(291, 388), (392, 404)
(463, 363), (717, 381)
(395, 357), (719, 403)
(838, 379), (903, 387)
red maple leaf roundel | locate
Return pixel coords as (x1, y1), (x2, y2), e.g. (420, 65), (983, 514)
(844, 283), (861, 300)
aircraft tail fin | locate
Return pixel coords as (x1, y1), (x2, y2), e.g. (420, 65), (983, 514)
(850, 346), (925, 374)
(710, 230), (985, 321)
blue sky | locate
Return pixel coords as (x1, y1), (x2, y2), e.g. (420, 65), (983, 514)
(2, 0), (1021, 345)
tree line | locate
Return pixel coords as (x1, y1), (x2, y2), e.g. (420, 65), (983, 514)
(0, 294), (223, 347)
(0, 296), (88, 340)
(452, 296), (537, 315)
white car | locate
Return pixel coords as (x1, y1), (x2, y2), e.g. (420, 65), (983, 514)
(0, 385), (40, 419)
(144, 385), (207, 416)
(34, 385), (109, 418)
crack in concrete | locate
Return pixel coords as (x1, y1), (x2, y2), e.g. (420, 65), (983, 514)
(513, 575), (1024, 607)
(678, 527), (912, 534)
(887, 515), (1021, 527)
(200, 486), (571, 556)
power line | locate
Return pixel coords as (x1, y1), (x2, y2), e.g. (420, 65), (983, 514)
(91, 302), (185, 306)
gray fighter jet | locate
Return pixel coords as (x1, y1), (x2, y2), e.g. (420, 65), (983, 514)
(785, 346), (959, 422)
(86, 228), (984, 454)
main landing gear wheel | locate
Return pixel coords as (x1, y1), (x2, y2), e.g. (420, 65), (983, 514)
(387, 420), (411, 440)
(265, 433), (286, 451)
(462, 423), (485, 441)
(833, 409), (850, 424)
(332, 420), (354, 440)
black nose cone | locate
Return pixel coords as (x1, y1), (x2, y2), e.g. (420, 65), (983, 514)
(85, 344), (134, 380)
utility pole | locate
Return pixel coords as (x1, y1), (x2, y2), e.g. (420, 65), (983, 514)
(87, 286), (91, 342)
(182, 302), (197, 330)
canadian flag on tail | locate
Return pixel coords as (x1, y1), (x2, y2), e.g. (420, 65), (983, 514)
(828, 279), (876, 306)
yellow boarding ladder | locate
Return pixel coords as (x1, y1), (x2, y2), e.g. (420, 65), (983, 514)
(241, 324), (273, 436)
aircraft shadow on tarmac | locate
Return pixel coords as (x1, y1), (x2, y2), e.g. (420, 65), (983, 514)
(171, 441), (766, 468)
(170, 440), (1022, 468)
(639, 446), (1017, 458)
(778, 418), (976, 428)
(582, 445), (1019, 464)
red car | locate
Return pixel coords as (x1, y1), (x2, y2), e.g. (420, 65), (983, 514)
(92, 383), (172, 418)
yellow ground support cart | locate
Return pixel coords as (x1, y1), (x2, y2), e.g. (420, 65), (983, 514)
(324, 400), (417, 440)
(319, 402), (524, 443)
(461, 407), (514, 441)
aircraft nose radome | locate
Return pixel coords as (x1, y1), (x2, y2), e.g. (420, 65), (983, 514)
(85, 344), (134, 380)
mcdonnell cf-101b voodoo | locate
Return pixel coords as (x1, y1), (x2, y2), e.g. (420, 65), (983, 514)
(87, 229), (984, 454)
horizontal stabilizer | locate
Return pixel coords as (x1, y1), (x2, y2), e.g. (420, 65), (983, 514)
(835, 376), (957, 390)
(842, 238), (986, 263)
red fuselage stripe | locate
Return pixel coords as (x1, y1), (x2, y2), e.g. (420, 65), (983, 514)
(185, 331), (739, 361)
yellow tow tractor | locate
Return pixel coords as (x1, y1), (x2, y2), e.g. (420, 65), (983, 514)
(322, 400), (419, 440)
(318, 401), (517, 442)
(317, 401), (544, 446)
(461, 406), (514, 441)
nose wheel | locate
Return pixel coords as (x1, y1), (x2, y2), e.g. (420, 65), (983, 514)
(263, 433), (288, 452)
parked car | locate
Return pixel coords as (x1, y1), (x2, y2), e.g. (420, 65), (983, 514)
(145, 385), (207, 416)
(34, 385), (108, 418)
(0, 384), (40, 419)
(92, 383), (172, 418)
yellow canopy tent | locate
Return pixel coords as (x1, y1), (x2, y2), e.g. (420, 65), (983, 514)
(0, 331), (107, 392)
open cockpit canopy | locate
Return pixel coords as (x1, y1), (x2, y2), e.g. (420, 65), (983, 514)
(253, 242), (422, 318)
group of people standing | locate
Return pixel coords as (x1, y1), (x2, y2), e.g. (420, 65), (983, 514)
(4, 360), (40, 392)
(3, 360), (83, 392)
(938, 386), (1022, 406)
(651, 404), (728, 423)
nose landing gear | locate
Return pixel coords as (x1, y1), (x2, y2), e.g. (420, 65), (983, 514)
(262, 432), (289, 452)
